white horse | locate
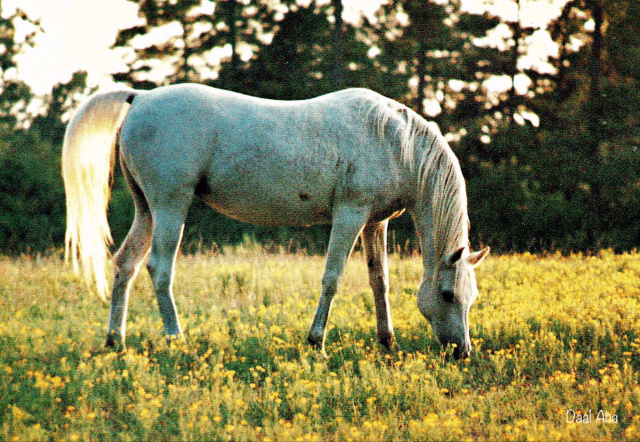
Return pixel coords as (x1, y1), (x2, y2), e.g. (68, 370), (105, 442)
(62, 84), (489, 359)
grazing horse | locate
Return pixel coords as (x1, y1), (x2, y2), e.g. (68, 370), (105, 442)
(62, 84), (489, 359)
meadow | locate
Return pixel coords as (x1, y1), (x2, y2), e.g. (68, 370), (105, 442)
(1, 247), (639, 441)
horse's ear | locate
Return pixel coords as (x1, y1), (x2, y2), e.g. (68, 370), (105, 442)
(444, 247), (465, 267)
(467, 246), (490, 267)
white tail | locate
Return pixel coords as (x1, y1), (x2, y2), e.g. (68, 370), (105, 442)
(62, 90), (135, 300)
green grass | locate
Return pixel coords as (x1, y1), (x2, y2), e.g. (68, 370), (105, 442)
(1, 249), (639, 441)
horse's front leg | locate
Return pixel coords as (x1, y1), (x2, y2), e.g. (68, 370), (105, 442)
(307, 205), (370, 354)
(362, 220), (394, 348)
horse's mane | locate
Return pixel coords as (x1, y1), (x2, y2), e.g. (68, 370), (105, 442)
(369, 93), (469, 262)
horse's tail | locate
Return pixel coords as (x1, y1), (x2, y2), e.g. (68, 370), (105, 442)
(62, 89), (137, 301)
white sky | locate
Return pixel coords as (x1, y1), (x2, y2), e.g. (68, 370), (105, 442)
(7, 0), (140, 94)
(6, 0), (568, 96)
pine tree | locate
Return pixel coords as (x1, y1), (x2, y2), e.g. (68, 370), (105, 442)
(237, 1), (377, 100)
(112, 0), (277, 89)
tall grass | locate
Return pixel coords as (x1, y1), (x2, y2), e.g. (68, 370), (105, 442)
(1, 249), (639, 441)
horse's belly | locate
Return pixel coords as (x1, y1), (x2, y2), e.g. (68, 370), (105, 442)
(197, 177), (334, 227)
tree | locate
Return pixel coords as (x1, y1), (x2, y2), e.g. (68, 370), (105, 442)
(31, 71), (90, 146)
(113, 0), (210, 88)
(0, 6), (38, 132)
(0, 130), (67, 253)
(112, 0), (278, 90)
(211, 0), (279, 91)
(237, 1), (377, 99)
(371, 0), (508, 130)
(0, 69), (88, 254)
(330, 0), (345, 90)
(581, 0), (640, 248)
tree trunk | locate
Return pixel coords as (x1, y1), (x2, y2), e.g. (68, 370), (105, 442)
(587, 0), (604, 247)
(589, 0), (603, 139)
(228, 0), (240, 90)
(506, 0), (523, 150)
(415, 1), (428, 116)
(332, 0), (345, 90)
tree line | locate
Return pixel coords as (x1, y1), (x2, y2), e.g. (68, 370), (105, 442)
(1, 0), (639, 255)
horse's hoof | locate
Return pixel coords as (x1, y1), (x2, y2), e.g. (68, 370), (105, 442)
(105, 332), (124, 351)
(377, 332), (396, 350)
(453, 346), (470, 360)
(105, 333), (116, 348)
(306, 335), (328, 358)
(306, 332), (322, 348)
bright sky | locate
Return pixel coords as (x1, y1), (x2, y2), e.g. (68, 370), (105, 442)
(7, 0), (569, 96)
(7, 0), (140, 95)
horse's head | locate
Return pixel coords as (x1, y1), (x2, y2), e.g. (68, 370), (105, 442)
(418, 246), (489, 360)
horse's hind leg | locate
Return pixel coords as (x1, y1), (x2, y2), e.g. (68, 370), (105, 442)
(106, 164), (153, 348)
(362, 220), (394, 348)
(146, 200), (192, 339)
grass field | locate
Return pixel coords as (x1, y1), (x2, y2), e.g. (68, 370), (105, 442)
(1, 248), (639, 441)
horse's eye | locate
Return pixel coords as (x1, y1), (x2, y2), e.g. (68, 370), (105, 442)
(441, 290), (455, 304)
